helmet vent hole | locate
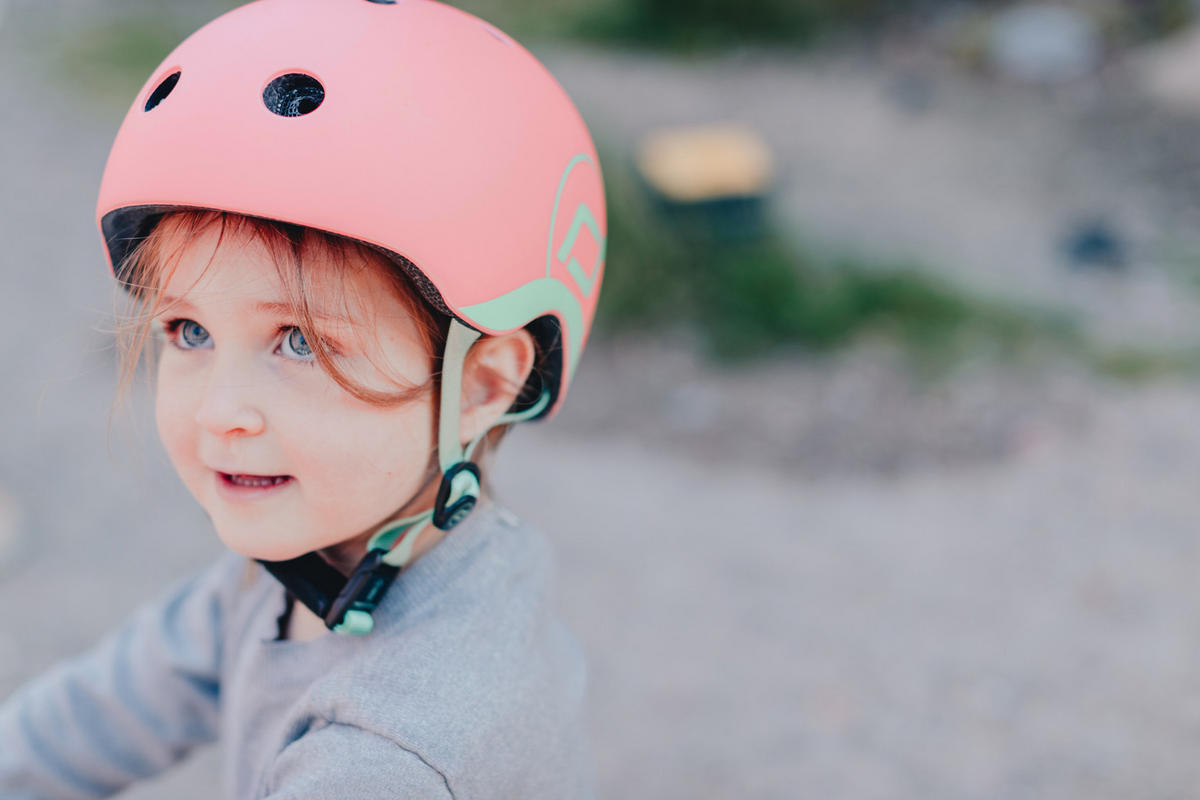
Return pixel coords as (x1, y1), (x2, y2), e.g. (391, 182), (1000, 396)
(364, 0), (397, 4)
(263, 73), (325, 117)
(144, 70), (181, 112)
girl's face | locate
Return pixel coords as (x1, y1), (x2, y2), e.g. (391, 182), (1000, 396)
(153, 226), (437, 562)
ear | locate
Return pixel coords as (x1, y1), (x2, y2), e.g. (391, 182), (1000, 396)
(458, 329), (536, 445)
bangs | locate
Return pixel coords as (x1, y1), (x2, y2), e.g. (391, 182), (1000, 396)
(116, 209), (448, 407)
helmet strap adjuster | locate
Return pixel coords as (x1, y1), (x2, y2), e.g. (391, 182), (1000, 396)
(432, 460), (481, 530)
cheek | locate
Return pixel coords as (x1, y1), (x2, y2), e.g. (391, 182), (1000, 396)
(292, 398), (435, 519)
(155, 361), (199, 469)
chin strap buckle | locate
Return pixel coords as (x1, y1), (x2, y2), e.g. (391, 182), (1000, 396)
(325, 548), (400, 635)
(432, 460), (480, 530)
(258, 516), (424, 638)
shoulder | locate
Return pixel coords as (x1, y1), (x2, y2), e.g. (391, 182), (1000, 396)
(264, 721), (452, 798)
(305, 504), (593, 798)
(147, 547), (259, 626)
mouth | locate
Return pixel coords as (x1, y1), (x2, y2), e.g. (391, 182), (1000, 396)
(215, 471), (295, 497)
(221, 473), (292, 487)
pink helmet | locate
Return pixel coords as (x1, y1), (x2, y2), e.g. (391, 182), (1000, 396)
(96, 0), (606, 423)
(95, 0), (608, 633)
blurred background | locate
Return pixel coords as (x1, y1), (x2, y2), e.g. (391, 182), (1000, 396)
(6, 0), (1200, 796)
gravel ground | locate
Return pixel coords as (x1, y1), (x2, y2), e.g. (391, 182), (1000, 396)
(6, 5), (1200, 799)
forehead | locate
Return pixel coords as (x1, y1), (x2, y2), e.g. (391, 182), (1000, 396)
(159, 223), (393, 324)
(161, 225), (277, 299)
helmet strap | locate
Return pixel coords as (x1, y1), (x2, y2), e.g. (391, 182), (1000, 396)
(429, 318), (549, 529)
(430, 318), (483, 529)
(258, 318), (550, 636)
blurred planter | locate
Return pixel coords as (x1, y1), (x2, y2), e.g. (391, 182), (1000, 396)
(634, 123), (775, 245)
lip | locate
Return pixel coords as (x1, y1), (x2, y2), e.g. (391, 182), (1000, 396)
(213, 470), (295, 501)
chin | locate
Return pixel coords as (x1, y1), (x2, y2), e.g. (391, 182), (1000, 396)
(212, 522), (315, 563)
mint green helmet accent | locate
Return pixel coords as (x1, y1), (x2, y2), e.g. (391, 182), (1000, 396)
(334, 610), (375, 636)
(461, 278), (588, 378)
(548, 155), (605, 286)
(558, 202), (605, 297)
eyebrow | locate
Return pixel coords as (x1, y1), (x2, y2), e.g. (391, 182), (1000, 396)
(158, 296), (354, 324)
(158, 295), (195, 312)
(254, 301), (354, 324)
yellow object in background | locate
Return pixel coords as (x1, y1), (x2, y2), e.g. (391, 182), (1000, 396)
(636, 123), (774, 202)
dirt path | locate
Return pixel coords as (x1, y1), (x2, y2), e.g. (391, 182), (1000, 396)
(500, 396), (1200, 798)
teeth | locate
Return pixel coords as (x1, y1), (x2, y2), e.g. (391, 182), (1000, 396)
(228, 474), (288, 487)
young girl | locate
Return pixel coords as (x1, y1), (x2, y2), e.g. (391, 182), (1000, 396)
(0, 0), (606, 797)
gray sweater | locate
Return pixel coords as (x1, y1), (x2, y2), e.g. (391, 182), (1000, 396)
(0, 502), (595, 799)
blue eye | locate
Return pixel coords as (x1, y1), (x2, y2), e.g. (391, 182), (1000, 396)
(175, 320), (212, 349)
(280, 326), (314, 361)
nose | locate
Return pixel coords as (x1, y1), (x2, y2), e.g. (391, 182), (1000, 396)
(194, 355), (267, 438)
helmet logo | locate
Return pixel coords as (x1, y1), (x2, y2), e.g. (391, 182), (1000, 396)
(460, 153), (607, 383)
(548, 154), (605, 300)
(556, 203), (603, 297)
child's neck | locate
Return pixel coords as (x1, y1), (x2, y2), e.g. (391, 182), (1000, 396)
(285, 600), (332, 642)
(319, 477), (482, 574)
(283, 492), (490, 641)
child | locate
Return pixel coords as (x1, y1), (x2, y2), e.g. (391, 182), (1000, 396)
(0, 0), (606, 797)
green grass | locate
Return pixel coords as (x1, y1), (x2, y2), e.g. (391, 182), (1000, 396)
(1118, 0), (1195, 40)
(562, 0), (1196, 53)
(568, 0), (832, 52)
(1089, 346), (1200, 382)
